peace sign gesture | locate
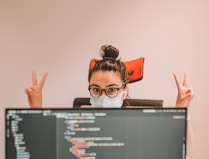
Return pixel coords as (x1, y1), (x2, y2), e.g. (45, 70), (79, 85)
(173, 72), (195, 108)
(25, 70), (48, 108)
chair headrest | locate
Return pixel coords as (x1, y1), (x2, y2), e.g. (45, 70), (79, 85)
(89, 57), (145, 83)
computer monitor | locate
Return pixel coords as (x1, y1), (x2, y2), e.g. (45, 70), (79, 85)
(5, 108), (187, 159)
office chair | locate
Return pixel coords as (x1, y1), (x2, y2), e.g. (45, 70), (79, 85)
(90, 57), (145, 83)
(73, 97), (163, 108)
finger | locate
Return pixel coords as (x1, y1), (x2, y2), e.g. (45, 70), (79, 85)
(190, 88), (195, 96)
(183, 72), (188, 87)
(25, 87), (32, 95)
(24, 88), (29, 95)
(173, 73), (181, 91)
(186, 88), (195, 97)
(185, 93), (195, 100)
(39, 72), (48, 88)
(32, 70), (38, 86)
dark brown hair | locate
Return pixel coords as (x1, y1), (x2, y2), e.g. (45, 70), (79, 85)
(88, 45), (128, 86)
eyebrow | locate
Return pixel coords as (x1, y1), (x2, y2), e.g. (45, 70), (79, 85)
(89, 84), (120, 88)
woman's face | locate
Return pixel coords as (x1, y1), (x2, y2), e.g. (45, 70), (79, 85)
(89, 71), (123, 89)
(89, 70), (127, 107)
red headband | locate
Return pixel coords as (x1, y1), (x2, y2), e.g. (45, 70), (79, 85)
(89, 57), (144, 83)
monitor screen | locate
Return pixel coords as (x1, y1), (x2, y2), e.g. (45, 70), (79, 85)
(6, 108), (187, 159)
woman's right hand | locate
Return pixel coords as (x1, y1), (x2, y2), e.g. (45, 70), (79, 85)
(25, 70), (48, 108)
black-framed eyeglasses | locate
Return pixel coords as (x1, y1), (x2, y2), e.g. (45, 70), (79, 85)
(88, 85), (125, 98)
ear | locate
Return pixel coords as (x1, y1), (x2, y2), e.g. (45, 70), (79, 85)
(89, 57), (145, 83)
(124, 85), (128, 92)
(122, 86), (128, 100)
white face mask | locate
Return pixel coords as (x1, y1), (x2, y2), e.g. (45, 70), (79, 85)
(90, 91), (127, 108)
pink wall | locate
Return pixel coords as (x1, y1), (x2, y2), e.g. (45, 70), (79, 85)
(1, 0), (209, 158)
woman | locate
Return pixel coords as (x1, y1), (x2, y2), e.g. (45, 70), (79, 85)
(25, 45), (194, 108)
(25, 45), (195, 158)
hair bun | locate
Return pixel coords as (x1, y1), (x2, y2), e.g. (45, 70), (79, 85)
(100, 45), (119, 60)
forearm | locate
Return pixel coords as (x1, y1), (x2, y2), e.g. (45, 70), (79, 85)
(186, 116), (195, 159)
